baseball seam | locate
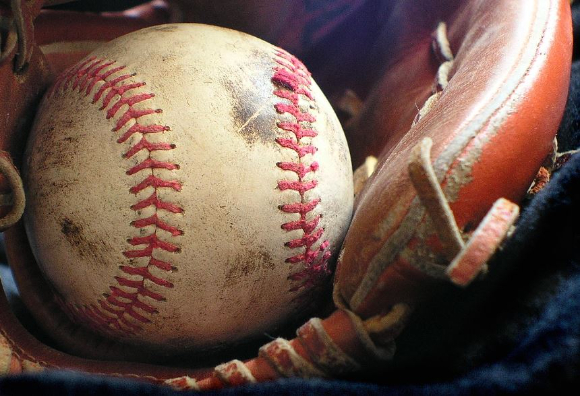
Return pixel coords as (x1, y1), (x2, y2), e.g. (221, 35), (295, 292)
(48, 56), (181, 336)
(272, 50), (332, 293)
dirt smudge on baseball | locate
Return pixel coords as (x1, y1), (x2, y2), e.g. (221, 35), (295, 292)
(60, 217), (108, 261)
(28, 124), (78, 172)
(224, 249), (276, 287)
(219, 49), (278, 147)
(222, 79), (276, 147)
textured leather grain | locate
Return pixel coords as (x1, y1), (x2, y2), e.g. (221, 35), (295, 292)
(335, 0), (572, 318)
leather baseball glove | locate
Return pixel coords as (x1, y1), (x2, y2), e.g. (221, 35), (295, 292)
(0, 0), (572, 391)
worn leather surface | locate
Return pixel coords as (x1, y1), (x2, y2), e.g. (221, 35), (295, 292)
(0, 1), (52, 215)
(335, 0), (572, 319)
(34, 1), (172, 75)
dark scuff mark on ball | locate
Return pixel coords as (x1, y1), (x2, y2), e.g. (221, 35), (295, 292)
(219, 49), (278, 147)
(61, 218), (82, 242)
(30, 125), (78, 173)
(224, 249), (276, 287)
(221, 79), (276, 147)
(60, 217), (108, 261)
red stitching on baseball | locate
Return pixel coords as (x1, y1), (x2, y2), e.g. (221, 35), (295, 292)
(127, 158), (179, 175)
(49, 57), (182, 336)
(124, 138), (174, 158)
(131, 191), (183, 213)
(129, 175), (182, 194)
(272, 50), (332, 292)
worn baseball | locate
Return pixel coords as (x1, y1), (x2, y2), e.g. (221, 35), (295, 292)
(22, 24), (353, 356)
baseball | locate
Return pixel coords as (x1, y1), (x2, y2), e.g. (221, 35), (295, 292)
(23, 24), (353, 357)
